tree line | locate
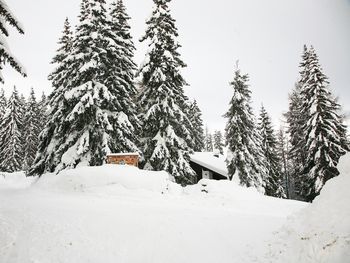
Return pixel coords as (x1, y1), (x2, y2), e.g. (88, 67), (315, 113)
(0, 88), (47, 172)
(0, 0), (348, 201)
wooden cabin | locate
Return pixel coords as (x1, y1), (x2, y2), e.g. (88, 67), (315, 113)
(190, 152), (229, 183)
(106, 153), (139, 167)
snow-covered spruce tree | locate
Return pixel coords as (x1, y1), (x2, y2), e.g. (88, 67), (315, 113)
(258, 106), (284, 197)
(188, 100), (205, 152)
(213, 130), (224, 155)
(285, 83), (306, 198)
(30, 0), (140, 176)
(37, 92), (48, 130)
(22, 88), (41, 170)
(285, 47), (312, 198)
(224, 68), (267, 192)
(0, 87), (23, 172)
(276, 127), (293, 199)
(299, 46), (349, 201)
(0, 1), (26, 83)
(29, 17), (74, 175)
(107, 0), (140, 154)
(204, 126), (213, 152)
(0, 87), (6, 119)
(137, 0), (196, 185)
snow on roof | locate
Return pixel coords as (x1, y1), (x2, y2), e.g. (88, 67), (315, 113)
(107, 152), (140, 157)
(190, 152), (228, 178)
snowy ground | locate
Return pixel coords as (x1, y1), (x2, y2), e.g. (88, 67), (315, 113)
(0, 157), (349, 263)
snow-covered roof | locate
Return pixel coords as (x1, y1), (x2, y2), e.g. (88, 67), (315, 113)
(190, 152), (228, 179)
(107, 152), (139, 157)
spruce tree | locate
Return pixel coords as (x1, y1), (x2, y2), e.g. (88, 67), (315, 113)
(204, 126), (213, 152)
(188, 100), (205, 152)
(299, 46), (349, 201)
(37, 92), (48, 130)
(224, 67), (266, 192)
(22, 88), (41, 170)
(213, 130), (224, 155)
(277, 127), (292, 199)
(107, 0), (140, 154)
(0, 87), (23, 172)
(0, 87), (6, 119)
(0, 0), (26, 83)
(137, 0), (196, 185)
(30, 18), (74, 175)
(285, 83), (305, 198)
(258, 106), (284, 197)
(285, 47), (312, 198)
(29, 10), (80, 176)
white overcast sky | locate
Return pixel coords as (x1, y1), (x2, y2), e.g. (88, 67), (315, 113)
(2, 0), (350, 132)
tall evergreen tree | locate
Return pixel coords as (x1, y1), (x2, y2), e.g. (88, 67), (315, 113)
(137, 0), (196, 185)
(299, 46), (349, 201)
(107, 0), (140, 154)
(204, 126), (213, 152)
(285, 47), (312, 198)
(213, 130), (224, 155)
(258, 106), (284, 197)
(188, 100), (205, 152)
(0, 87), (6, 119)
(29, 17), (74, 175)
(30, 18), (75, 175)
(224, 67), (266, 193)
(22, 88), (41, 170)
(0, 0), (26, 83)
(277, 127), (292, 199)
(30, 0), (140, 176)
(0, 87), (23, 172)
(285, 83), (305, 198)
(37, 92), (48, 130)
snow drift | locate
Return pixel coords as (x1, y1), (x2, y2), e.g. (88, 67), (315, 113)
(264, 153), (350, 263)
(0, 172), (36, 189)
(34, 164), (174, 194)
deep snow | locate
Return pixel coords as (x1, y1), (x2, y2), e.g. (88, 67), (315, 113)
(262, 153), (350, 263)
(0, 154), (349, 263)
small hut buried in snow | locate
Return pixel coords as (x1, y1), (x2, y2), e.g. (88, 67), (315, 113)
(106, 153), (139, 167)
(189, 152), (229, 183)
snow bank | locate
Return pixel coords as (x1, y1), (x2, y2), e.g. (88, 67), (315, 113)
(184, 179), (305, 217)
(264, 153), (350, 263)
(0, 172), (36, 189)
(34, 164), (175, 194)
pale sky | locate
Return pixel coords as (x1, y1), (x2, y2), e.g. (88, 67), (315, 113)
(2, 0), (350, 132)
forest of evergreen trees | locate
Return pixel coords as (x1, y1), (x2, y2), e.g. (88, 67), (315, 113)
(0, 0), (348, 201)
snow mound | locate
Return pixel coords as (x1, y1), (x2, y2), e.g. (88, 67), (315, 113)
(184, 179), (305, 217)
(264, 153), (350, 263)
(0, 172), (36, 189)
(34, 164), (174, 194)
(186, 179), (260, 199)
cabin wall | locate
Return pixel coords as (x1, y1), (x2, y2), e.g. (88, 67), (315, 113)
(106, 155), (139, 167)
